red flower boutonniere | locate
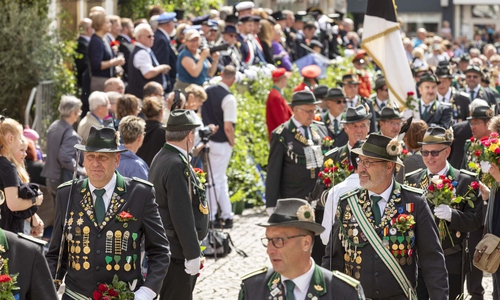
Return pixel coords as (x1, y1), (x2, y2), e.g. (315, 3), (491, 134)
(116, 211), (136, 222)
(394, 214), (415, 233)
(193, 168), (207, 184)
(131, 39), (136, 44)
(322, 136), (334, 148)
(110, 40), (120, 47)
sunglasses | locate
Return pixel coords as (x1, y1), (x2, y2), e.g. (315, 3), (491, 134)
(421, 147), (448, 157)
(334, 100), (346, 104)
(466, 75), (479, 79)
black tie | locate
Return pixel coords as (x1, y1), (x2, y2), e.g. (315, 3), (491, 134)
(371, 195), (383, 225)
(94, 189), (106, 224)
(302, 126), (310, 139)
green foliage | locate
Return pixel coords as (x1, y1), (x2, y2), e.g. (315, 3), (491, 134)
(0, 2), (75, 122)
(118, 0), (221, 21)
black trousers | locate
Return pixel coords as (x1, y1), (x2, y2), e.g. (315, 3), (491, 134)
(159, 257), (198, 300)
(467, 227), (485, 300)
(417, 268), (462, 300)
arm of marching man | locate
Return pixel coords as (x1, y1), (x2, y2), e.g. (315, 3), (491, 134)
(27, 239), (60, 300)
(141, 184), (171, 293)
(413, 192), (449, 300)
(45, 184), (70, 280)
(166, 162), (204, 260)
(449, 172), (482, 233)
(265, 128), (286, 209)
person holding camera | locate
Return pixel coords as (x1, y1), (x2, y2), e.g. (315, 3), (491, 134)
(173, 29), (220, 92)
(201, 66), (237, 228)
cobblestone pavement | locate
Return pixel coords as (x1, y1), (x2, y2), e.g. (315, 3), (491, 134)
(193, 207), (496, 300)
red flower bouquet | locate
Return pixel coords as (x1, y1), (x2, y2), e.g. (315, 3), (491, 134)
(321, 136), (334, 148)
(93, 275), (134, 300)
(110, 40), (120, 47)
(193, 168), (207, 184)
(0, 256), (19, 300)
(318, 158), (354, 188)
(426, 175), (456, 244)
(394, 214), (415, 233)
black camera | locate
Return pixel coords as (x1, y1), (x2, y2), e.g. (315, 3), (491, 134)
(199, 127), (214, 143)
(200, 43), (230, 54)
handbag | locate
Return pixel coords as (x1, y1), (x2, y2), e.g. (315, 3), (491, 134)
(90, 76), (108, 93)
(201, 229), (247, 258)
(473, 233), (500, 273)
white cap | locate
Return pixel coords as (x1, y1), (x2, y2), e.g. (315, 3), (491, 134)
(235, 1), (254, 12)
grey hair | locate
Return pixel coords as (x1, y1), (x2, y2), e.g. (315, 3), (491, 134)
(106, 91), (122, 105)
(165, 129), (193, 142)
(134, 23), (152, 38)
(58, 95), (82, 118)
(89, 91), (109, 111)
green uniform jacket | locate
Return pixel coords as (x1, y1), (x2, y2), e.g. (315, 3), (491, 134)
(238, 264), (364, 300)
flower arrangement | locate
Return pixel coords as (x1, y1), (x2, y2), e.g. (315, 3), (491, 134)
(92, 275), (134, 300)
(193, 168), (207, 184)
(393, 214), (415, 233)
(426, 175), (457, 244)
(110, 40), (120, 47)
(318, 158), (354, 188)
(405, 91), (416, 111)
(321, 136), (334, 148)
(0, 256), (19, 300)
(116, 211), (136, 222)
(477, 132), (500, 187)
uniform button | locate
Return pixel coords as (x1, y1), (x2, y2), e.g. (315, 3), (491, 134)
(375, 290), (380, 295)
(97, 234), (102, 239)
(96, 250), (101, 255)
(375, 254), (379, 260)
(96, 266), (100, 271)
(374, 272), (379, 277)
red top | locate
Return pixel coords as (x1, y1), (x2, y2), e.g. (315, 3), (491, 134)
(266, 88), (292, 138)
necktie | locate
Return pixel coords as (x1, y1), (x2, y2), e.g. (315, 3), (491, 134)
(150, 51), (167, 90)
(380, 102), (386, 109)
(470, 90), (475, 100)
(371, 195), (383, 225)
(422, 105), (430, 119)
(302, 126), (310, 139)
(94, 189), (106, 225)
(333, 119), (339, 135)
(285, 280), (296, 300)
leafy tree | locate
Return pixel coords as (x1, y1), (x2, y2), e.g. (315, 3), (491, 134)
(118, 0), (221, 21)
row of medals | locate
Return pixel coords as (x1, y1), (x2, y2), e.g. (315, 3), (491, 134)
(66, 212), (138, 272)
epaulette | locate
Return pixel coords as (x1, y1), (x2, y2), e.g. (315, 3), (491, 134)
(17, 233), (47, 246)
(332, 270), (361, 289)
(401, 184), (424, 194)
(274, 124), (285, 135)
(241, 267), (267, 281)
(458, 91), (470, 98)
(339, 188), (360, 201)
(460, 169), (478, 178)
(133, 177), (154, 187)
(313, 120), (325, 125)
(57, 179), (78, 189)
(404, 168), (423, 178)
(324, 147), (339, 157)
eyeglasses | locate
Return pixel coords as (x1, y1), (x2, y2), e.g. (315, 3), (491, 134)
(466, 75), (479, 79)
(356, 157), (386, 168)
(469, 120), (485, 126)
(297, 107), (316, 115)
(146, 35), (154, 39)
(261, 235), (306, 248)
(381, 89), (389, 92)
(384, 121), (402, 127)
(332, 100), (346, 104)
(421, 147), (448, 157)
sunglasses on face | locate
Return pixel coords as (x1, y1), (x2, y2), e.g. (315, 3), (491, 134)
(421, 147), (448, 157)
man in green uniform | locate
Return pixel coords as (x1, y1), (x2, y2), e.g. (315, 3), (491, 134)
(239, 198), (364, 300)
(323, 134), (449, 299)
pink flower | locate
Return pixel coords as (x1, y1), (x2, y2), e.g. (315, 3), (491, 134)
(470, 137), (475, 142)
(491, 138), (498, 144)
(497, 157), (500, 164)
(491, 132), (499, 138)
(437, 183), (444, 189)
(495, 148), (500, 155)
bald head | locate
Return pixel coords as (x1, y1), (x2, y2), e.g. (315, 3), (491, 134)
(78, 18), (93, 36)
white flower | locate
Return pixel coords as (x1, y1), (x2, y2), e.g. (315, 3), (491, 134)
(115, 131), (121, 147)
(297, 204), (315, 222)
(386, 139), (402, 156)
(431, 175), (441, 185)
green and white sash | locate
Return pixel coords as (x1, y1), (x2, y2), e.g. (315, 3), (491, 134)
(347, 195), (417, 300)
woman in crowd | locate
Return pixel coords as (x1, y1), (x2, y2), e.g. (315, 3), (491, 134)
(185, 84), (210, 168)
(0, 117), (43, 233)
(136, 96), (165, 167)
(257, 19), (275, 64)
(271, 24), (292, 71)
(174, 29), (219, 92)
(396, 120), (428, 183)
(115, 94), (141, 127)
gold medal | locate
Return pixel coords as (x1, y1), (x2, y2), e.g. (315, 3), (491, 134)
(356, 256), (362, 264)
(75, 263), (80, 271)
(114, 264), (120, 271)
(344, 253), (350, 261)
(348, 229), (353, 236)
(392, 244), (398, 250)
(75, 241), (81, 254)
(399, 244), (405, 250)
(84, 246), (90, 254)
(83, 261), (90, 270)
(124, 263), (131, 272)
(106, 264), (112, 271)
(83, 226), (90, 234)
(71, 241), (75, 253)
(353, 237), (359, 244)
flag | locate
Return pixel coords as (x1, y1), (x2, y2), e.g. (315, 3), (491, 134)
(361, 0), (416, 112)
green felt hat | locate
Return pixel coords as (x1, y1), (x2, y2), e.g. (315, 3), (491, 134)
(163, 109), (201, 131)
(74, 127), (127, 153)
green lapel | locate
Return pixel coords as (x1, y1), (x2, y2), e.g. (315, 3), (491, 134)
(0, 228), (9, 252)
(323, 112), (331, 125)
(288, 119), (298, 133)
(447, 164), (456, 180)
(306, 264), (327, 297)
(266, 271), (284, 296)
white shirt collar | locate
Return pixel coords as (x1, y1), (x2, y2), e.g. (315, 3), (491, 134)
(348, 95), (358, 106)
(281, 258), (315, 296)
(328, 112), (342, 123)
(438, 88), (452, 103)
(376, 97), (388, 106)
(368, 180), (394, 204)
(166, 142), (189, 160)
(135, 41), (151, 51)
(427, 163), (449, 176)
(291, 116), (305, 128)
(219, 82), (230, 91)
(88, 173), (117, 205)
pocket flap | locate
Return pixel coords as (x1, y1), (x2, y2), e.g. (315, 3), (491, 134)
(476, 234), (500, 254)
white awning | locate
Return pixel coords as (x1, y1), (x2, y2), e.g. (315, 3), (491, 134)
(454, 0), (500, 4)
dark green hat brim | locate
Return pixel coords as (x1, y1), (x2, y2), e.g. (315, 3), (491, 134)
(341, 113), (372, 124)
(74, 144), (127, 153)
(162, 124), (201, 131)
(351, 146), (403, 166)
(258, 220), (325, 235)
